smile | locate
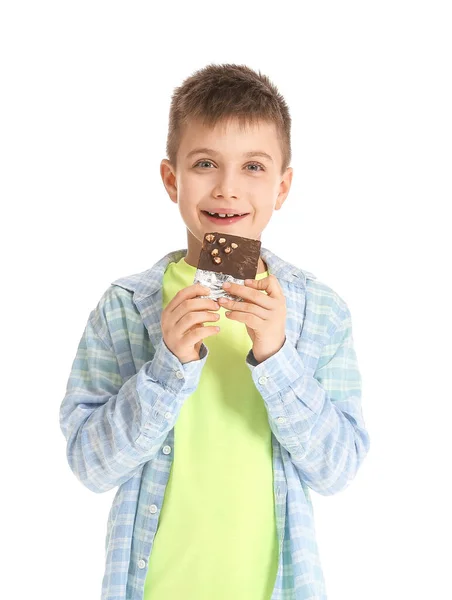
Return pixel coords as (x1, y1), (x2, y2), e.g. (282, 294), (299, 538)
(201, 211), (249, 225)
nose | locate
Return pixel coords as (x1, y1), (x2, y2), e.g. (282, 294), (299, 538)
(212, 169), (239, 200)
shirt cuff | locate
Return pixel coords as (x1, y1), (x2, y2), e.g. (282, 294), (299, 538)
(245, 336), (305, 398)
(145, 337), (209, 396)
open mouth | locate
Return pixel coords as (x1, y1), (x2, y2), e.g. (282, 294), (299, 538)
(201, 211), (249, 225)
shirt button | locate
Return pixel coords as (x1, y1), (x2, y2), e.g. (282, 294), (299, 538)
(277, 416), (286, 424)
(164, 411), (172, 419)
(258, 376), (268, 385)
(175, 370), (184, 379)
(149, 504), (158, 514)
(162, 445), (171, 455)
(138, 559), (146, 569)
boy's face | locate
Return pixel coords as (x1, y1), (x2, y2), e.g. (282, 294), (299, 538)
(160, 116), (293, 267)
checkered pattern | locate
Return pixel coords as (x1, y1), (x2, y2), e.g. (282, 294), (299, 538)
(59, 246), (370, 599)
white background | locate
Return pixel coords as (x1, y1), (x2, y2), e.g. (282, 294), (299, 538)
(1, 1), (451, 598)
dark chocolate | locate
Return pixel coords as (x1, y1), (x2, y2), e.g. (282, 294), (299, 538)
(197, 232), (261, 280)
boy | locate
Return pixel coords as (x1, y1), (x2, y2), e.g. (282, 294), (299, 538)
(60, 63), (370, 600)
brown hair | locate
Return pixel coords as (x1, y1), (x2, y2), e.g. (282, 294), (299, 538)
(166, 63), (292, 175)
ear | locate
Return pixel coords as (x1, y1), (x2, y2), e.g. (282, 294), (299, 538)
(275, 167), (293, 210)
(160, 159), (178, 204)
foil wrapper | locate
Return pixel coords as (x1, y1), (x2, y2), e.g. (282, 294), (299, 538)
(193, 268), (245, 302)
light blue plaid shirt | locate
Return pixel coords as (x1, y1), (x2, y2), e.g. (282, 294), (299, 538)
(59, 246), (370, 600)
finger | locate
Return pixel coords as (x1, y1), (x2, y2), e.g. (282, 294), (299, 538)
(176, 309), (220, 332)
(218, 298), (268, 320)
(225, 311), (262, 329)
(167, 284), (210, 314)
(222, 282), (273, 309)
(243, 274), (283, 299)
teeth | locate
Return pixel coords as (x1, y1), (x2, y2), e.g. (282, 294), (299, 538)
(207, 211), (244, 218)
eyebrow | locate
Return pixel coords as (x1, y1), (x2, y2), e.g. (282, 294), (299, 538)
(186, 147), (273, 163)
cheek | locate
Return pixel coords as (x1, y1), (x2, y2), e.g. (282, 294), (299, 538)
(183, 173), (212, 196)
(175, 180), (194, 201)
(247, 177), (274, 198)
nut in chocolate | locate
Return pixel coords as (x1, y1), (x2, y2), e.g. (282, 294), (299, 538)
(198, 232), (261, 280)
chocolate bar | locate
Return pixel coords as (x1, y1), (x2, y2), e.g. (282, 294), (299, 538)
(193, 232), (261, 301)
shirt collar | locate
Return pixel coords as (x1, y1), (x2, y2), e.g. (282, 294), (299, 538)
(111, 246), (315, 302)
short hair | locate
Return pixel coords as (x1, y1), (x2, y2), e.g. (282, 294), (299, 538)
(166, 63), (291, 175)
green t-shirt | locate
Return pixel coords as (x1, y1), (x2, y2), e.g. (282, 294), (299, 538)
(143, 256), (279, 599)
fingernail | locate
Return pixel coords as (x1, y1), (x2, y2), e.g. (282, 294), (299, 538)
(223, 282), (231, 288)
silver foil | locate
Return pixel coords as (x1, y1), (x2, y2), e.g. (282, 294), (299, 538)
(193, 268), (245, 302)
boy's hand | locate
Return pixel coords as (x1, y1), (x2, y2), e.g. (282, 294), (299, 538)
(161, 284), (220, 364)
(218, 275), (287, 364)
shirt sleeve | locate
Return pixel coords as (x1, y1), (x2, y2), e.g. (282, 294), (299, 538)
(245, 302), (370, 496)
(59, 307), (208, 493)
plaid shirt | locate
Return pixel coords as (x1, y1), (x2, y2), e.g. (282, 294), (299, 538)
(59, 246), (370, 600)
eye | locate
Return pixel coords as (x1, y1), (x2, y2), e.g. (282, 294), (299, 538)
(194, 160), (215, 168)
(193, 160), (265, 171)
(245, 162), (265, 172)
